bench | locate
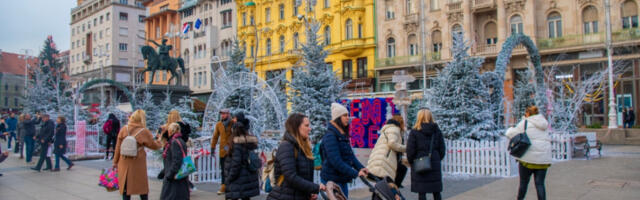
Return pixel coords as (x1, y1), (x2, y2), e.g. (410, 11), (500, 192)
(572, 132), (602, 159)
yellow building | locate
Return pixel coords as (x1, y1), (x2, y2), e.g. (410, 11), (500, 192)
(237, 0), (376, 93)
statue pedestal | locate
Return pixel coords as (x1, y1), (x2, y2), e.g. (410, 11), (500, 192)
(136, 84), (192, 104)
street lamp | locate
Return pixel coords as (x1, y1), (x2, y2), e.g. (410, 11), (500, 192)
(93, 45), (109, 108)
(604, 0), (617, 128)
(19, 49), (34, 105)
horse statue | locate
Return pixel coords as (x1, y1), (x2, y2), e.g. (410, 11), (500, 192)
(140, 39), (185, 85)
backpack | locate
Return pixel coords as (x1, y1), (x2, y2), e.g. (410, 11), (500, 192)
(120, 126), (145, 157)
(313, 142), (323, 170)
(247, 150), (262, 172)
(103, 120), (113, 135)
(262, 147), (298, 192)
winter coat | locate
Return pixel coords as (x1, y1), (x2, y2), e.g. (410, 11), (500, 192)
(629, 110), (636, 123)
(160, 137), (190, 200)
(22, 117), (40, 138)
(320, 121), (365, 183)
(53, 123), (68, 155)
(267, 132), (320, 200)
(16, 121), (24, 143)
(506, 114), (552, 165)
(366, 123), (406, 180)
(211, 120), (233, 157)
(224, 135), (260, 199)
(406, 123), (446, 193)
(113, 123), (163, 195)
(36, 119), (55, 144)
(6, 117), (17, 132)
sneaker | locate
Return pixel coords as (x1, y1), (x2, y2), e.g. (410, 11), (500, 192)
(30, 167), (41, 172)
(217, 184), (226, 195)
(67, 164), (74, 170)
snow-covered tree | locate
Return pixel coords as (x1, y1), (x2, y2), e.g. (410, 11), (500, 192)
(138, 90), (163, 132)
(512, 69), (536, 121)
(429, 33), (499, 140)
(265, 71), (288, 130)
(224, 40), (251, 110)
(289, 18), (346, 142)
(482, 71), (505, 129)
(176, 96), (201, 133)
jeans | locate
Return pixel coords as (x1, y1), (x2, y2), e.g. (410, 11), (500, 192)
(34, 143), (52, 170)
(625, 121), (635, 128)
(220, 156), (226, 183)
(517, 163), (547, 200)
(105, 135), (116, 159)
(54, 151), (73, 169)
(25, 137), (35, 162)
(321, 178), (349, 198)
(418, 192), (441, 200)
(7, 131), (16, 149)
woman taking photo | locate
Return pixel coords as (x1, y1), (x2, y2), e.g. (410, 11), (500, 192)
(321, 103), (368, 197)
(224, 112), (260, 200)
(267, 113), (325, 200)
(52, 116), (73, 171)
(506, 105), (551, 200)
(112, 109), (163, 200)
(407, 109), (446, 200)
(160, 123), (190, 200)
(366, 114), (406, 181)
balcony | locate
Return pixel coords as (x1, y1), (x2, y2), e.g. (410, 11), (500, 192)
(476, 44), (498, 55)
(338, 38), (366, 57)
(537, 33), (605, 51)
(375, 53), (442, 69)
(336, 70), (376, 89)
(613, 28), (640, 43)
(473, 0), (496, 10)
(447, 0), (463, 12)
(404, 13), (419, 25)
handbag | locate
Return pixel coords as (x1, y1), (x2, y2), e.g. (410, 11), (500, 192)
(508, 120), (531, 158)
(173, 139), (196, 180)
(412, 131), (435, 173)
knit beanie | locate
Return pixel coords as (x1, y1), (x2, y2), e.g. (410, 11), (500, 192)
(331, 103), (349, 121)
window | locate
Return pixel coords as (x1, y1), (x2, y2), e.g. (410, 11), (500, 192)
(119, 27), (128, 36)
(484, 22), (498, 44)
(324, 0), (330, 8)
(387, 38), (396, 57)
(432, 30), (442, 52)
(583, 6), (599, 34)
(183, 8), (193, 17)
(250, 45), (254, 57)
(510, 15), (523, 35)
(105, 43), (109, 51)
(14, 98), (18, 106)
(163, 71), (167, 81)
(119, 12), (128, 21)
(407, 0), (413, 14)
(88, 21), (91, 29)
(106, 12), (110, 21)
(294, 32), (299, 49)
(324, 26), (331, 45)
(222, 10), (232, 27)
(250, 15), (255, 25)
(4, 84), (8, 91)
(266, 39), (272, 56)
(408, 34), (418, 55)
(431, 0), (440, 10)
(139, 15), (145, 23)
(242, 12), (247, 26)
(15, 85), (18, 91)
(72, 41), (75, 49)
(119, 58), (128, 66)
(265, 8), (271, 23)
(100, 16), (103, 24)
(386, 7), (395, 19)
(547, 12), (562, 38)
(622, 0), (638, 29)
(279, 4), (285, 20)
(346, 19), (353, 39)
(357, 57), (367, 78)
(452, 24), (463, 37)
(3, 97), (7, 107)
(119, 0), (128, 5)
(94, 18), (97, 26)
(119, 43), (128, 51)
(342, 60), (352, 80)
(293, 0), (299, 16)
(280, 35), (285, 53)
(99, 30), (103, 39)
(358, 24), (363, 38)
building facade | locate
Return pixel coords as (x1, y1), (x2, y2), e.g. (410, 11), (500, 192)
(236, 0), (377, 93)
(143, 0), (186, 85)
(0, 51), (38, 112)
(375, 0), (640, 127)
(69, 0), (147, 105)
(179, 0), (237, 102)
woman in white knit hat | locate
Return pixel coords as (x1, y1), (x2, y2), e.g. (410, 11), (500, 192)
(319, 103), (369, 198)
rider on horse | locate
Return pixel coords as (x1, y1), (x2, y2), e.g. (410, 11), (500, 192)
(149, 39), (172, 69)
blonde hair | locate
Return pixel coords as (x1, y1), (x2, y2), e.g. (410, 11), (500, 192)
(128, 109), (147, 128)
(413, 109), (434, 130)
(165, 110), (182, 127)
(168, 122), (181, 136)
(525, 105), (539, 116)
(19, 114), (25, 122)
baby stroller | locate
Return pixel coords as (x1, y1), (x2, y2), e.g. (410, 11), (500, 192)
(319, 181), (347, 200)
(359, 175), (405, 200)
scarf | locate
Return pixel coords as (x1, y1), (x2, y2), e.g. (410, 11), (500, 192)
(163, 132), (183, 158)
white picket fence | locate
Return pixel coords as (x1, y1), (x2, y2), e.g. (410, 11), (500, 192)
(442, 139), (514, 177)
(65, 124), (104, 157)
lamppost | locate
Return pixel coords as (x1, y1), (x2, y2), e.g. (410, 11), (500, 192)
(93, 45), (109, 108)
(66, 77), (83, 123)
(19, 49), (34, 104)
(604, 0), (617, 128)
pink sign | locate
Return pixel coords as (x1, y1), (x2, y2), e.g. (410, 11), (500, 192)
(75, 120), (86, 156)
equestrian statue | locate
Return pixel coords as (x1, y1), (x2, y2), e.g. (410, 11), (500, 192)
(140, 39), (185, 85)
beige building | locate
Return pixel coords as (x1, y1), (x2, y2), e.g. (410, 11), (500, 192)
(179, 0), (236, 101)
(375, 0), (640, 127)
(69, 0), (147, 105)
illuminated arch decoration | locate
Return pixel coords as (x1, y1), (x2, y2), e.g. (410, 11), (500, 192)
(78, 79), (136, 110)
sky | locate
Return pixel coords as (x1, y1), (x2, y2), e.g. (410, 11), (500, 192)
(0, 0), (77, 55)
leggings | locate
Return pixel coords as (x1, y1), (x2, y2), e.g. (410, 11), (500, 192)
(418, 192), (441, 200)
(517, 163), (547, 200)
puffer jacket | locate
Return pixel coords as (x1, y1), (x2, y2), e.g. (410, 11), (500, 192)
(224, 135), (260, 199)
(320, 121), (365, 183)
(406, 123), (446, 193)
(267, 132), (320, 200)
(366, 122), (406, 179)
(506, 114), (552, 164)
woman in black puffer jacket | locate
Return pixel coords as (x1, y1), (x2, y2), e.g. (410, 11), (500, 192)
(407, 109), (446, 200)
(224, 112), (260, 200)
(267, 113), (325, 200)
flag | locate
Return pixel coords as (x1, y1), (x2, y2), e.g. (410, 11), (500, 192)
(195, 18), (202, 30)
(182, 23), (190, 34)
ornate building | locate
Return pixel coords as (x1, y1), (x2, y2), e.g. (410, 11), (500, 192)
(142, 0), (185, 85)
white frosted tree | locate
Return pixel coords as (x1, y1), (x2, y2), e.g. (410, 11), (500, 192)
(176, 96), (201, 133)
(289, 18), (346, 142)
(429, 33), (499, 140)
(138, 90), (163, 132)
(512, 69), (536, 121)
(224, 40), (252, 110)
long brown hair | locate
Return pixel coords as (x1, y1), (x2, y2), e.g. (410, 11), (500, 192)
(413, 109), (434, 130)
(285, 113), (313, 159)
(390, 114), (405, 131)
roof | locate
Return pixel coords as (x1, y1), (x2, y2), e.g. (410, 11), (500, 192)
(0, 51), (39, 76)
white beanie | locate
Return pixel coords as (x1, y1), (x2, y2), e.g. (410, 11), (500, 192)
(331, 103), (349, 121)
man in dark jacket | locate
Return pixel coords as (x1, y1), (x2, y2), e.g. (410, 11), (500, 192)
(6, 113), (18, 151)
(627, 107), (636, 128)
(22, 114), (41, 163)
(31, 114), (54, 172)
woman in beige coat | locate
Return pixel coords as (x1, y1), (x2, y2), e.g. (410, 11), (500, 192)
(366, 114), (406, 180)
(112, 109), (163, 200)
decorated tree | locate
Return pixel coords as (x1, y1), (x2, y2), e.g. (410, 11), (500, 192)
(512, 69), (536, 121)
(176, 96), (201, 133)
(223, 41), (252, 110)
(429, 33), (499, 140)
(138, 90), (163, 132)
(289, 18), (346, 142)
